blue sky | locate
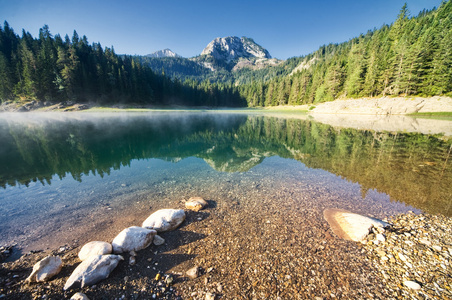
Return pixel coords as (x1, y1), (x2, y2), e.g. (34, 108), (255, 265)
(0, 0), (443, 59)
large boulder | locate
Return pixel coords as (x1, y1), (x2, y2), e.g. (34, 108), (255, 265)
(78, 241), (112, 261)
(26, 256), (63, 283)
(323, 208), (389, 242)
(142, 209), (186, 232)
(112, 226), (157, 254)
(185, 197), (208, 212)
(64, 254), (123, 290)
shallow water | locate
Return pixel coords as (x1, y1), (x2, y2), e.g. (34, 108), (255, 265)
(0, 112), (451, 253)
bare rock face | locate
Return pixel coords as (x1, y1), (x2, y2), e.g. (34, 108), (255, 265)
(201, 36), (271, 61)
(112, 226), (157, 254)
(323, 208), (389, 242)
(185, 197), (208, 212)
(26, 256), (63, 283)
(78, 241), (112, 261)
(64, 254), (123, 290)
(142, 209), (186, 232)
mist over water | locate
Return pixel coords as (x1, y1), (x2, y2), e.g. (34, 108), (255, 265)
(0, 112), (451, 252)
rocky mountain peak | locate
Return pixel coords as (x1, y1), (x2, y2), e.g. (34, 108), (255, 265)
(200, 36), (271, 61)
(146, 48), (181, 58)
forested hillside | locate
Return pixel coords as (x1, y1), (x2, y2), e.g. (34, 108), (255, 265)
(0, 1), (451, 108)
(0, 23), (245, 107)
(240, 1), (452, 106)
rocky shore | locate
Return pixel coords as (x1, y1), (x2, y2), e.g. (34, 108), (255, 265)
(1, 201), (450, 299)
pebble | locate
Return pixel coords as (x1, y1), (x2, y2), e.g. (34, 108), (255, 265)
(375, 233), (385, 243)
(403, 280), (421, 290)
(419, 238), (431, 246)
(153, 235), (165, 246)
(70, 292), (90, 300)
(185, 197), (208, 212)
(205, 292), (215, 300)
(364, 213), (452, 299)
(432, 245), (442, 252)
(186, 266), (200, 279)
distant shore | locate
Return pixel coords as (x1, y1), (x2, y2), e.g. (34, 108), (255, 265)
(2, 96), (452, 115)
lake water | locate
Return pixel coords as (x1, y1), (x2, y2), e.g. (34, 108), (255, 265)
(1, 112), (451, 256)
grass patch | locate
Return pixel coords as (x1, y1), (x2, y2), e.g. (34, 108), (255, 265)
(408, 112), (452, 120)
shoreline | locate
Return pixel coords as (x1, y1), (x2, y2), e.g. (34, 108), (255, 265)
(1, 209), (450, 299)
(2, 96), (452, 116)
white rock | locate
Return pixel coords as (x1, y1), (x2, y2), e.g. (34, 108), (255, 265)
(403, 280), (421, 290)
(398, 252), (407, 262)
(432, 245), (442, 252)
(205, 292), (215, 300)
(70, 292), (90, 300)
(64, 254), (123, 290)
(153, 235), (165, 246)
(375, 233), (386, 243)
(26, 256), (63, 283)
(142, 209), (186, 232)
(185, 197), (208, 212)
(186, 266), (200, 279)
(112, 226), (157, 254)
(419, 238), (431, 246)
(323, 208), (389, 242)
(78, 241), (112, 261)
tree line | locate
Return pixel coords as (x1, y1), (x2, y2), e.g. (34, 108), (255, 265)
(0, 23), (246, 107)
(239, 1), (452, 106)
(1, 1), (451, 108)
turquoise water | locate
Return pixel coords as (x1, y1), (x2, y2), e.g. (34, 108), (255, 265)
(1, 112), (451, 252)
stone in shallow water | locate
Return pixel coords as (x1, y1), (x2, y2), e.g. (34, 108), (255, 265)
(185, 197), (208, 212)
(78, 241), (112, 261)
(323, 208), (389, 242)
(112, 226), (157, 254)
(26, 256), (63, 283)
(64, 254), (123, 290)
(142, 209), (186, 232)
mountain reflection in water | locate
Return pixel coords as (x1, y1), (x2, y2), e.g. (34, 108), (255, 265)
(0, 112), (451, 216)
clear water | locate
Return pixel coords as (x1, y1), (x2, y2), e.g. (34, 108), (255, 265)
(1, 112), (451, 253)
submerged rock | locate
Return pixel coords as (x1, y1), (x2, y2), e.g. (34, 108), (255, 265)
(323, 208), (389, 242)
(26, 256), (63, 283)
(142, 209), (186, 232)
(185, 197), (208, 212)
(112, 226), (157, 254)
(64, 254), (123, 290)
(78, 241), (112, 261)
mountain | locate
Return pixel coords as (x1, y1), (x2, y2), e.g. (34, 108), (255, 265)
(137, 36), (286, 83)
(146, 48), (181, 58)
(193, 36), (281, 72)
(200, 36), (271, 61)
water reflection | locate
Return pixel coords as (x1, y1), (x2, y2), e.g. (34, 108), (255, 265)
(0, 112), (451, 216)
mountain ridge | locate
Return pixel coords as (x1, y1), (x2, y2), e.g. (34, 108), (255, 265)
(146, 48), (181, 58)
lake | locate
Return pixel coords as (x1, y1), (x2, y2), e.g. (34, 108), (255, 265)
(1, 111), (451, 258)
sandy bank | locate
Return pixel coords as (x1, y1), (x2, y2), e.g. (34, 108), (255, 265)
(309, 96), (452, 115)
